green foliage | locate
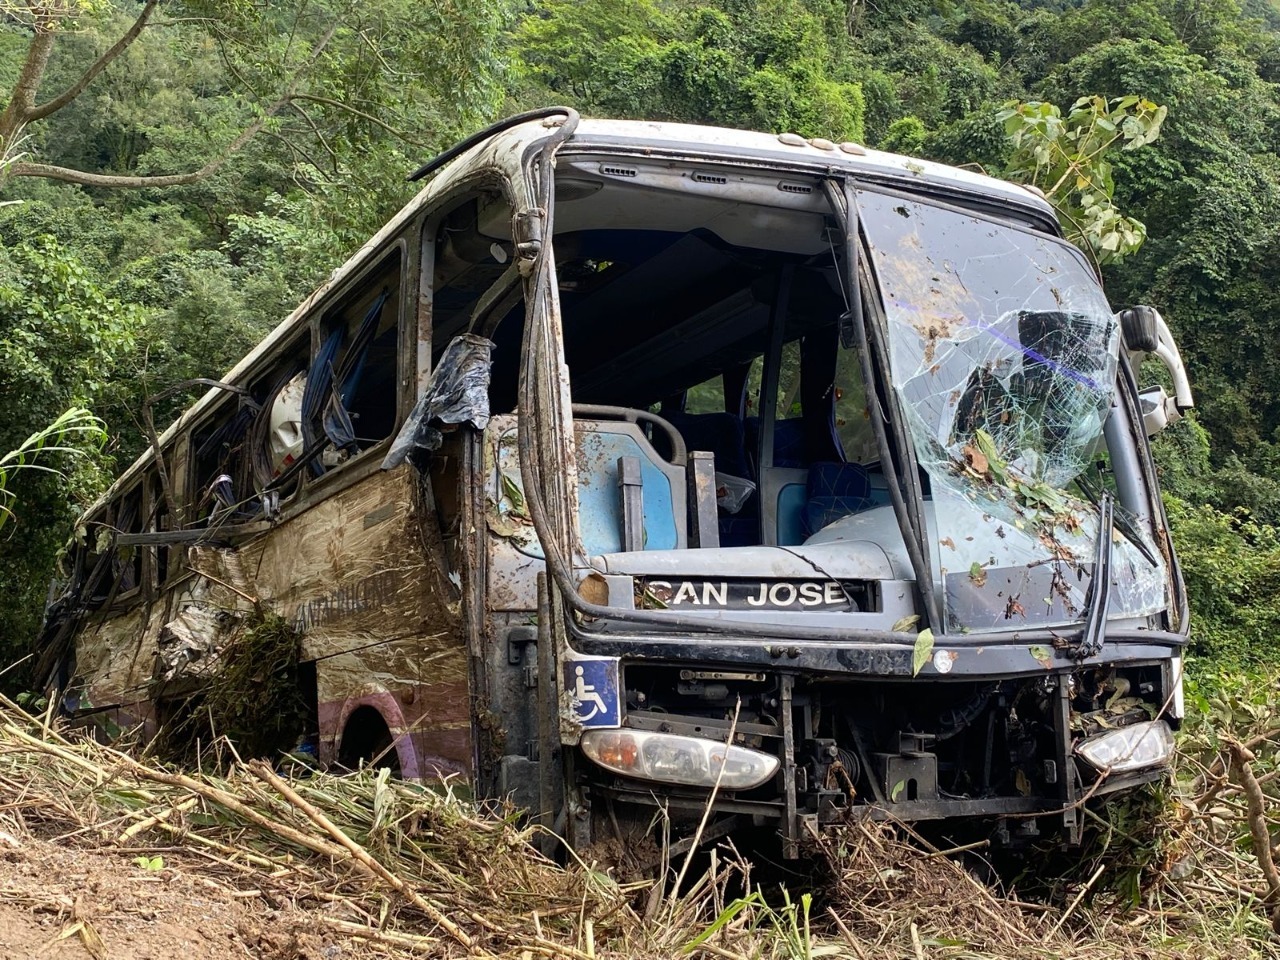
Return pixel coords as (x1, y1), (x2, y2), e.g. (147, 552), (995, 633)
(0, 407), (105, 534)
(1000, 94), (1167, 263)
(684, 888), (818, 958)
(513, 0), (866, 140)
(879, 115), (927, 155)
(0, 234), (144, 406)
(0, 232), (136, 675)
(1166, 496), (1280, 666)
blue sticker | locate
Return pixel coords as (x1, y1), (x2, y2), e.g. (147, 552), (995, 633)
(564, 657), (621, 728)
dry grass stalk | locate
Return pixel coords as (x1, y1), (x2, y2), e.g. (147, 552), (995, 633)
(1, 690), (1279, 958)
(248, 759), (473, 949)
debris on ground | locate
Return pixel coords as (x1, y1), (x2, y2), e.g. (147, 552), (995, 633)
(0, 691), (1276, 958)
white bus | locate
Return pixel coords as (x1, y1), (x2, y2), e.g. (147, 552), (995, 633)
(38, 108), (1194, 857)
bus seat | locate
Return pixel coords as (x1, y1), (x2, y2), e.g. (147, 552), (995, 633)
(661, 411), (751, 479)
(772, 418), (806, 469)
(661, 411), (763, 545)
(803, 461), (876, 536)
(575, 424), (685, 555)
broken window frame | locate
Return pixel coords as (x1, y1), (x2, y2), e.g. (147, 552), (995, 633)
(303, 244), (408, 482)
(145, 467), (175, 593)
(187, 392), (261, 528)
(248, 332), (313, 499)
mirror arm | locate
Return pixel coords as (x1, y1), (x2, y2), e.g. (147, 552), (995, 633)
(1152, 310), (1194, 412)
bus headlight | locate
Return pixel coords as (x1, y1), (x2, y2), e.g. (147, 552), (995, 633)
(580, 730), (779, 790)
(1075, 719), (1174, 774)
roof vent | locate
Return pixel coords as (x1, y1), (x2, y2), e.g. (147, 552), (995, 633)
(599, 164), (638, 178)
(777, 133), (807, 147)
(691, 171), (728, 185)
(777, 181), (814, 195)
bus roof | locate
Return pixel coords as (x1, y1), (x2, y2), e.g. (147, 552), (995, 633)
(88, 115), (1056, 513)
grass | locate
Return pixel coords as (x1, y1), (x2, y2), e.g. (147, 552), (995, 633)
(0, 671), (1277, 958)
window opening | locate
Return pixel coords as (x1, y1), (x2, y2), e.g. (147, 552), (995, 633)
(249, 334), (312, 493)
(683, 375), (725, 415)
(323, 288), (392, 452)
(834, 344), (876, 464)
(191, 401), (259, 525)
(113, 487), (143, 599)
(68, 504), (114, 611)
(147, 472), (173, 586)
(307, 252), (403, 474)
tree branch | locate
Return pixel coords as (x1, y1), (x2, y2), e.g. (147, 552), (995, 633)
(27, 0), (160, 124)
(1227, 737), (1280, 934)
(8, 101), (277, 187)
(287, 93), (427, 145)
(285, 100), (340, 173)
(7, 20), (340, 190)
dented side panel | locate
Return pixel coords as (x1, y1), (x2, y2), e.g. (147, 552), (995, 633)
(71, 464), (472, 776)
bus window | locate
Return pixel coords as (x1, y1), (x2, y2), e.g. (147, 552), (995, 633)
(315, 251), (403, 468)
(682, 374), (725, 415)
(148, 472), (173, 587)
(190, 399), (257, 525)
(113, 486), (143, 601)
(248, 334), (311, 492)
(833, 344), (875, 465)
(77, 508), (113, 610)
(428, 193), (521, 411)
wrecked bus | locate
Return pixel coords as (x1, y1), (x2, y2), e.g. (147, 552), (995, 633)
(37, 108), (1194, 854)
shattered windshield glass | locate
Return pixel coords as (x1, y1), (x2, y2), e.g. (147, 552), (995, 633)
(856, 189), (1166, 632)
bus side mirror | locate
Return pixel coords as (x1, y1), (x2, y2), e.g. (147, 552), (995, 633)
(1118, 306), (1160, 353)
(1118, 306), (1194, 437)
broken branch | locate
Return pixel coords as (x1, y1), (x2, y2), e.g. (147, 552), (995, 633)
(1227, 737), (1280, 932)
(247, 760), (474, 950)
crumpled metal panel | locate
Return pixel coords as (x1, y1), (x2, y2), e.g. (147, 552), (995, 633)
(857, 189), (1166, 631)
(154, 600), (240, 684)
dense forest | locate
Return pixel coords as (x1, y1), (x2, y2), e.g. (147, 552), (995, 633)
(2, 0), (1279, 684)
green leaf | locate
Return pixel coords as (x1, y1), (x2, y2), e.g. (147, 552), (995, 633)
(912, 628), (934, 677)
(681, 893), (763, 953)
(500, 473), (526, 513)
(890, 779), (906, 802)
(968, 562), (987, 587)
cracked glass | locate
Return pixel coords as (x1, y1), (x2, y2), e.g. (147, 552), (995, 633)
(856, 189), (1167, 632)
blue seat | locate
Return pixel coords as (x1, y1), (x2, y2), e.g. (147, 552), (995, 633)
(804, 461), (875, 536)
(661, 411), (760, 544)
(772, 418), (806, 469)
(661, 411), (751, 479)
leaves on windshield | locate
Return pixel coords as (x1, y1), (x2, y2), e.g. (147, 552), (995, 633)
(858, 188), (1168, 630)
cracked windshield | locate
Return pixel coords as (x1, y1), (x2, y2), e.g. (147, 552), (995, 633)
(856, 189), (1166, 632)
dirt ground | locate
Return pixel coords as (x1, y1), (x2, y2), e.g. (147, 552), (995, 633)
(0, 833), (383, 960)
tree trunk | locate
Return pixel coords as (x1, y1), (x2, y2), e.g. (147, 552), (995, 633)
(0, 29), (54, 153)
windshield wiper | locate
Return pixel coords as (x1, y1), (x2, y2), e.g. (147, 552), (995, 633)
(1074, 491), (1113, 660)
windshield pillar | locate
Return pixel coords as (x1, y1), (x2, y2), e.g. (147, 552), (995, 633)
(825, 177), (942, 629)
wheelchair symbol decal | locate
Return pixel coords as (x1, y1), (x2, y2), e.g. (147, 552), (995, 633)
(564, 657), (620, 728)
